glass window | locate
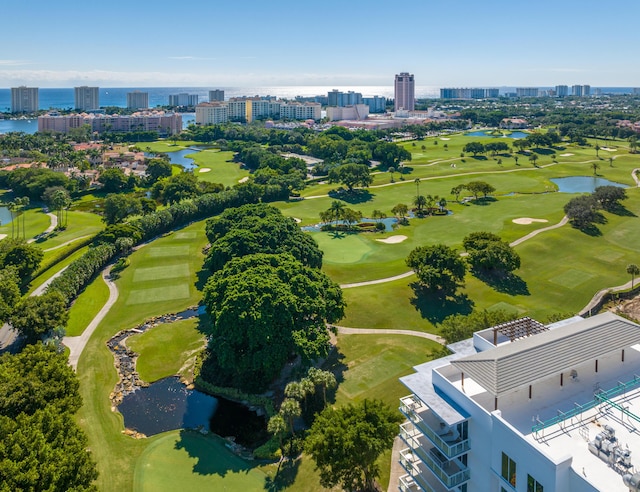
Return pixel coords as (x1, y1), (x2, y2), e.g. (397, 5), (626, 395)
(527, 474), (543, 492)
(501, 452), (517, 487)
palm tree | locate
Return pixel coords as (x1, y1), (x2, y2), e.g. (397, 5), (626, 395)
(529, 153), (539, 167)
(329, 200), (345, 226)
(414, 178), (421, 197)
(413, 195), (427, 214)
(627, 264), (640, 289)
(280, 398), (301, 436)
(307, 367), (337, 406)
(388, 166), (395, 182)
(592, 161), (600, 176)
(267, 414), (288, 458)
(595, 144), (600, 158)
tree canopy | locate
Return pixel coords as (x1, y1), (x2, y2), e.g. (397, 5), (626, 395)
(202, 253), (344, 391)
(10, 291), (69, 344)
(0, 344), (98, 491)
(463, 231), (521, 272)
(305, 399), (402, 492)
(439, 309), (518, 344)
(328, 163), (373, 191)
(406, 244), (467, 296)
(205, 204), (323, 271)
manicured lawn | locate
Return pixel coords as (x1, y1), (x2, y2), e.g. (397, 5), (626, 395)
(134, 431), (266, 492)
(27, 245), (90, 296)
(66, 273), (110, 336)
(34, 211), (102, 250)
(0, 207), (51, 241)
(189, 149), (250, 187)
(127, 318), (205, 382)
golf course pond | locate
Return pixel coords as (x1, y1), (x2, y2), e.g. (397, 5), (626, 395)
(118, 377), (268, 447)
(145, 146), (208, 170)
(551, 176), (627, 193)
(466, 130), (528, 139)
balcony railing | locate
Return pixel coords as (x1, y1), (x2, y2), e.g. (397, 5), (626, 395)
(400, 442), (470, 489)
(399, 395), (470, 459)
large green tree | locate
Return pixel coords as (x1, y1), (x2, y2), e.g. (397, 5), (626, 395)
(202, 253), (344, 391)
(406, 244), (467, 296)
(0, 267), (20, 323)
(439, 309), (518, 344)
(10, 291), (69, 344)
(0, 345), (97, 491)
(328, 163), (373, 191)
(98, 167), (129, 193)
(0, 239), (43, 282)
(305, 399), (402, 492)
(463, 232), (521, 272)
(102, 193), (143, 225)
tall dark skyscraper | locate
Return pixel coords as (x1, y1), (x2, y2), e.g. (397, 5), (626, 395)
(394, 72), (415, 111)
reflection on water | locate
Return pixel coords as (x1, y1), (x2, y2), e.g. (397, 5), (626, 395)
(551, 176), (627, 193)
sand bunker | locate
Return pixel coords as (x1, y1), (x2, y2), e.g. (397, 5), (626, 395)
(559, 153), (574, 157)
(376, 235), (408, 244)
(512, 218), (549, 225)
(292, 217), (302, 223)
(238, 176), (249, 183)
(440, 137), (451, 141)
(601, 147), (617, 152)
(198, 168), (211, 173)
(0, 234), (6, 241)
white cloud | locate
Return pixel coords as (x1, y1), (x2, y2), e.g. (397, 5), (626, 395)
(0, 60), (29, 66)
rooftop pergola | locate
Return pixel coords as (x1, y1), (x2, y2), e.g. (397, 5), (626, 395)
(490, 317), (548, 345)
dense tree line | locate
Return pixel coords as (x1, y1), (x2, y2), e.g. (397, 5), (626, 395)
(0, 344), (98, 491)
(564, 185), (628, 228)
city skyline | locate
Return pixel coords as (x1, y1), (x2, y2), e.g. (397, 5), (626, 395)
(2, 0), (640, 88)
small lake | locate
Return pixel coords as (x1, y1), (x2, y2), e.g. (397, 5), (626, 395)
(145, 146), (207, 170)
(118, 377), (267, 445)
(0, 206), (13, 225)
(466, 130), (528, 139)
(551, 176), (627, 193)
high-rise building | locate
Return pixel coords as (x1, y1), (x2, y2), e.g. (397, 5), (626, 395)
(74, 86), (99, 111)
(363, 96), (387, 113)
(168, 93), (198, 106)
(327, 90), (363, 107)
(440, 88), (499, 100)
(11, 86), (39, 113)
(571, 85), (591, 97)
(394, 72), (415, 111)
(126, 91), (149, 110)
(209, 90), (224, 102)
(516, 87), (539, 97)
(397, 312), (640, 492)
(196, 102), (229, 125)
(555, 85), (569, 97)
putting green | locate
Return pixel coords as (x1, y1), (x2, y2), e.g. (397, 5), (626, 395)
(148, 245), (191, 257)
(134, 431), (265, 492)
(549, 269), (597, 289)
(133, 264), (190, 283)
(126, 284), (190, 305)
(312, 232), (374, 264)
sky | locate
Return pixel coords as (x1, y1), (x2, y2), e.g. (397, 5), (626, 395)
(2, 0), (640, 88)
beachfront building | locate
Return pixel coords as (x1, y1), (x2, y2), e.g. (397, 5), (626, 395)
(126, 91), (149, 110)
(11, 86), (39, 113)
(556, 85), (569, 97)
(38, 111), (182, 136)
(363, 96), (387, 113)
(440, 88), (499, 100)
(168, 93), (198, 107)
(395, 72), (415, 111)
(516, 87), (539, 97)
(398, 312), (640, 492)
(74, 86), (99, 111)
(327, 90), (363, 107)
(209, 89), (224, 102)
(572, 85), (591, 97)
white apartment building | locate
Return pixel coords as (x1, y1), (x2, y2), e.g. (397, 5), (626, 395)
(398, 312), (640, 492)
(74, 86), (99, 110)
(127, 91), (149, 110)
(11, 86), (39, 113)
(195, 102), (229, 125)
(168, 93), (198, 106)
(280, 102), (321, 121)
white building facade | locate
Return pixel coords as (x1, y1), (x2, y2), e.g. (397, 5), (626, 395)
(74, 86), (99, 110)
(11, 86), (39, 113)
(399, 313), (640, 492)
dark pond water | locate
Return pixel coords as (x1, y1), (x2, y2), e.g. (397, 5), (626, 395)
(550, 176), (627, 193)
(118, 377), (267, 445)
(302, 216), (399, 232)
(466, 130), (528, 139)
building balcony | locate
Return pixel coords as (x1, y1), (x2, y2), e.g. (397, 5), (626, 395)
(400, 395), (470, 459)
(400, 448), (468, 491)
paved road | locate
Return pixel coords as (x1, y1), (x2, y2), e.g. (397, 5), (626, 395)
(64, 266), (118, 370)
(336, 325), (445, 344)
(27, 212), (57, 243)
